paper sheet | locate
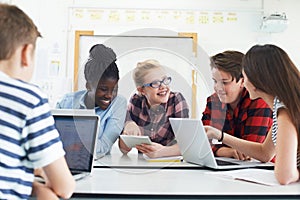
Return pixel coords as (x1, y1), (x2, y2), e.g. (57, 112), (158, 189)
(143, 154), (183, 162)
(206, 168), (279, 186)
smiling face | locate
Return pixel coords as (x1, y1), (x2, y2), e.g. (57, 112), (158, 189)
(138, 68), (171, 107)
(212, 67), (244, 108)
(86, 77), (118, 110)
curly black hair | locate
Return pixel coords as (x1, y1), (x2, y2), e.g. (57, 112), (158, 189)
(84, 44), (119, 85)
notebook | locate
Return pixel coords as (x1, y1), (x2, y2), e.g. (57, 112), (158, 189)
(119, 135), (152, 148)
(53, 114), (99, 180)
(169, 118), (274, 170)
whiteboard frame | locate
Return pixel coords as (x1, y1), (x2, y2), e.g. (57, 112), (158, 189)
(73, 30), (199, 118)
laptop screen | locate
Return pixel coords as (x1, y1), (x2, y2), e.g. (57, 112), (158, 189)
(53, 115), (99, 173)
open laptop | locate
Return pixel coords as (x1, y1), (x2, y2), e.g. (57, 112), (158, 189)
(53, 114), (99, 180)
(169, 118), (274, 170)
(51, 108), (96, 116)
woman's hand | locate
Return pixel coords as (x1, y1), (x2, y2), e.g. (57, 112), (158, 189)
(123, 121), (141, 136)
(119, 121), (141, 153)
(136, 142), (164, 158)
(216, 147), (251, 161)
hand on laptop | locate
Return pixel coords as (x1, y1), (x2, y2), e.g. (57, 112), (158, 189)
(216, 147), (251, 161)
(204, 125), (222, 141)
(204, 126), (251, 161)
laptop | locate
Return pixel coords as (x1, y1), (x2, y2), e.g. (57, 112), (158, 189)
(53, 114), (99, 180)
(51, 108), (96, 116)
(169, 118), (274, 170)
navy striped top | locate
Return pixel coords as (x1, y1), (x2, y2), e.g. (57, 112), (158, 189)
(0, 71), (65, 199)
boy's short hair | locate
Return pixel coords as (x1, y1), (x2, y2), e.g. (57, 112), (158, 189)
(0, 3), (41, 60)
(210, 50), (244, 82)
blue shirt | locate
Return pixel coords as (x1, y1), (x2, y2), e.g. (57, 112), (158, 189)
(56, 90), (127, 158)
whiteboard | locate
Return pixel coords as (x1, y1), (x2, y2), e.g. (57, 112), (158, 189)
(77, 33), (209, 118)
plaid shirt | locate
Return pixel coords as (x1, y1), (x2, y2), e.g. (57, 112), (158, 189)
(126, 92), (189, 146)
(202, 88), (273, 154)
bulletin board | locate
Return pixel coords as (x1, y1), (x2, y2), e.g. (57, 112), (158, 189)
(73, 30), (203, 118)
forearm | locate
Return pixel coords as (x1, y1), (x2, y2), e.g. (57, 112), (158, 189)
(221, 132), (274, 162)
(96, 137), (112, 158)
(274, 121), (299, 185)
(157, 144), (181, 157)
(118, 137), (132, 154)
(212, 144), (224, 156)
(43, 157), (75, 199)
(32, 181), (59, 200)
(100, 116), (126, 155)
(275, 137), (298, 183)
(275, 161), (300, 185)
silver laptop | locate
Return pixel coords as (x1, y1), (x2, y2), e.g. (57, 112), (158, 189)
(53, 114), (99, 180)
(169, 118), (274, 170)
(51, 108), (96, 116)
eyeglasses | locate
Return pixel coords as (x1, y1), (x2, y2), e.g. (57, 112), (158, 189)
(142, 77), (172, 88)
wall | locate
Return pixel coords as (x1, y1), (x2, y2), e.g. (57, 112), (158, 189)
(4, 0), (300, 108)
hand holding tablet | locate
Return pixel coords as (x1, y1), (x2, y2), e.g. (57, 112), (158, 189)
(120, 135), (152, 148)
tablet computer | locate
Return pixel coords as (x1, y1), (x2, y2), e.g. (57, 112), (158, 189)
(120, 135), (152, 148)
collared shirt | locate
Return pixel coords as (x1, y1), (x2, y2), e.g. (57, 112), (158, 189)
(126, 92), (189, 146)
(202, 88), (273, 154)
(0, 71), (65, 199)
(56, 90), (127, 158)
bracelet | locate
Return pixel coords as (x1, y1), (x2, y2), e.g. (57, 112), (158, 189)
(218, 131), (224, 142)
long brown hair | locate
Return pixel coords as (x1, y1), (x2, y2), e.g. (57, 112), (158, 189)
(242, 44), (300, 148)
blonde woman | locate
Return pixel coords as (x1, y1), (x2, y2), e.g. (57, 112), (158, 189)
(119, 60), (189, 158)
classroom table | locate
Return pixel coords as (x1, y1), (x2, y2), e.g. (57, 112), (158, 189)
(73, 168), (300, 199)
(94, 147), (199, 169)
(71, 143), (300, 199)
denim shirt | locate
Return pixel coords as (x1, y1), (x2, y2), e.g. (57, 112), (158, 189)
(56, 90), (127, 158)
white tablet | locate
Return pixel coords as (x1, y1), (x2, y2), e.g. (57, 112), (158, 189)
(120, 135), (152, 148)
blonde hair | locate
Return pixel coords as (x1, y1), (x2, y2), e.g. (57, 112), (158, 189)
(132, 59), (165, 87)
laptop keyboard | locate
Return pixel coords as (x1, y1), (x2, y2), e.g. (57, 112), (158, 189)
(216, 159), (239, 166)
(71, 172), (81, 175)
